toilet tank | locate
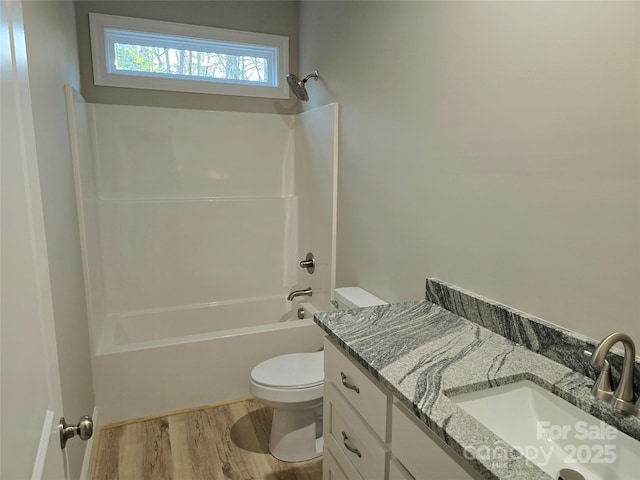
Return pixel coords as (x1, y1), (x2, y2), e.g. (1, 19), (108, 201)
(334, 287), (387, 309)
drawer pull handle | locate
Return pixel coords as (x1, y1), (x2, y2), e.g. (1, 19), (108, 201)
(340, 372), (360, 393)
(341, 431), (362, 458)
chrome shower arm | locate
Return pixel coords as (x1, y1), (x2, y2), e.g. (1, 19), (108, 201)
(302, 71), (319, 83)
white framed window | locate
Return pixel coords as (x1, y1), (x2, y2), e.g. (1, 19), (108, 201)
(89, 13), (289, 99)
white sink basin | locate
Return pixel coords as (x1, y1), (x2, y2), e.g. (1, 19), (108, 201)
(450, 380), (640, 479)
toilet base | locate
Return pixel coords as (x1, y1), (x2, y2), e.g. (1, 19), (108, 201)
(269, 405), (323, 462)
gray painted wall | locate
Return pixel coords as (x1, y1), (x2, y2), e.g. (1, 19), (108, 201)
(75, 0), (300, 114)
(299, 1), (640, 342)
(22, 1), (94, 477)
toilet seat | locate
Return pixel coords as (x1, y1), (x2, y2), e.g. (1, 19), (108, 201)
(250, 351), (324, 404)
(252, 378), (323, 390)
(250, 351), (323, 389)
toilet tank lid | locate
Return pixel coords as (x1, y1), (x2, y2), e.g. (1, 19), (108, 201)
(334, 287), (387, 308)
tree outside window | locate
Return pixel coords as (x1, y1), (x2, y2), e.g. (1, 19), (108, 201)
(114, 43), (267, 83)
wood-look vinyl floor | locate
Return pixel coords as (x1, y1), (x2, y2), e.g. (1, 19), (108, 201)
(90, 399), (322, 480)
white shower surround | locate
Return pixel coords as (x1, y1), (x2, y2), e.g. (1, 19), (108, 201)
(67, 87), (338, 423)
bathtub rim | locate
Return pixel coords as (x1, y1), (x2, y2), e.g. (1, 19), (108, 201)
(98, 301), (321, 356)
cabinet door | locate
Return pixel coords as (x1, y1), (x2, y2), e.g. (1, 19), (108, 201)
(389, 458), (415, 480)
(392, 402), (477, 480)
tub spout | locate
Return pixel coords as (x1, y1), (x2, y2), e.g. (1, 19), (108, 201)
(287, 288), (312, 301)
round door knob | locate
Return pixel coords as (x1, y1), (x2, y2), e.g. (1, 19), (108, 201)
(77, 415), (93, 440)
(59, 415), (94, 449)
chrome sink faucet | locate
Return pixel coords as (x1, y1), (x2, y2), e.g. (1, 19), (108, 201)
(590, 332), (639, 416)
(287, 287), (312, 301)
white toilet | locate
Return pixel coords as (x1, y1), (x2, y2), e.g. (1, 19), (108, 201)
(249, 286), (387, 462)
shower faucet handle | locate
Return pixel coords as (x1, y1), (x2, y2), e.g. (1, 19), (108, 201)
(299, 252), (315, 274)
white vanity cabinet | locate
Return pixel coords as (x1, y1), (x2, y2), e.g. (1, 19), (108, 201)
(323, 338), (479, 480)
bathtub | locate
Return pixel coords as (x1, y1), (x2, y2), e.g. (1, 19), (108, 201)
(93, 297), (326, 424)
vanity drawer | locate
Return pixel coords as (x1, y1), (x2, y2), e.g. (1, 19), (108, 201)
(392, 402), (475, 480)
(324, 338), (390, 440)
(324, 382), (389, 480)
(323, 446), (363, 480)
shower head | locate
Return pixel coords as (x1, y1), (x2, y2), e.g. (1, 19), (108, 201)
(286, 70), (319, 102)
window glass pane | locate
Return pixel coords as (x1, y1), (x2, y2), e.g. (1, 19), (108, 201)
(112, 43), (268, 83)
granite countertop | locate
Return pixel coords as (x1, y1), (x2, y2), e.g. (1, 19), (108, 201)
(313, 286), (640, 480)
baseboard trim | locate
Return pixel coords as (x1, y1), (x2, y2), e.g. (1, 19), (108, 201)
(99, 396), (254, 430)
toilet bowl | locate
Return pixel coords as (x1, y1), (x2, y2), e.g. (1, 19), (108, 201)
(250, 287), (387, 462)
(250, 351), (324, 462)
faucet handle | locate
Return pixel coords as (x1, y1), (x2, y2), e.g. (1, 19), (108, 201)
(584, 350), (613, 401)
(299, 252), (315, 274)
